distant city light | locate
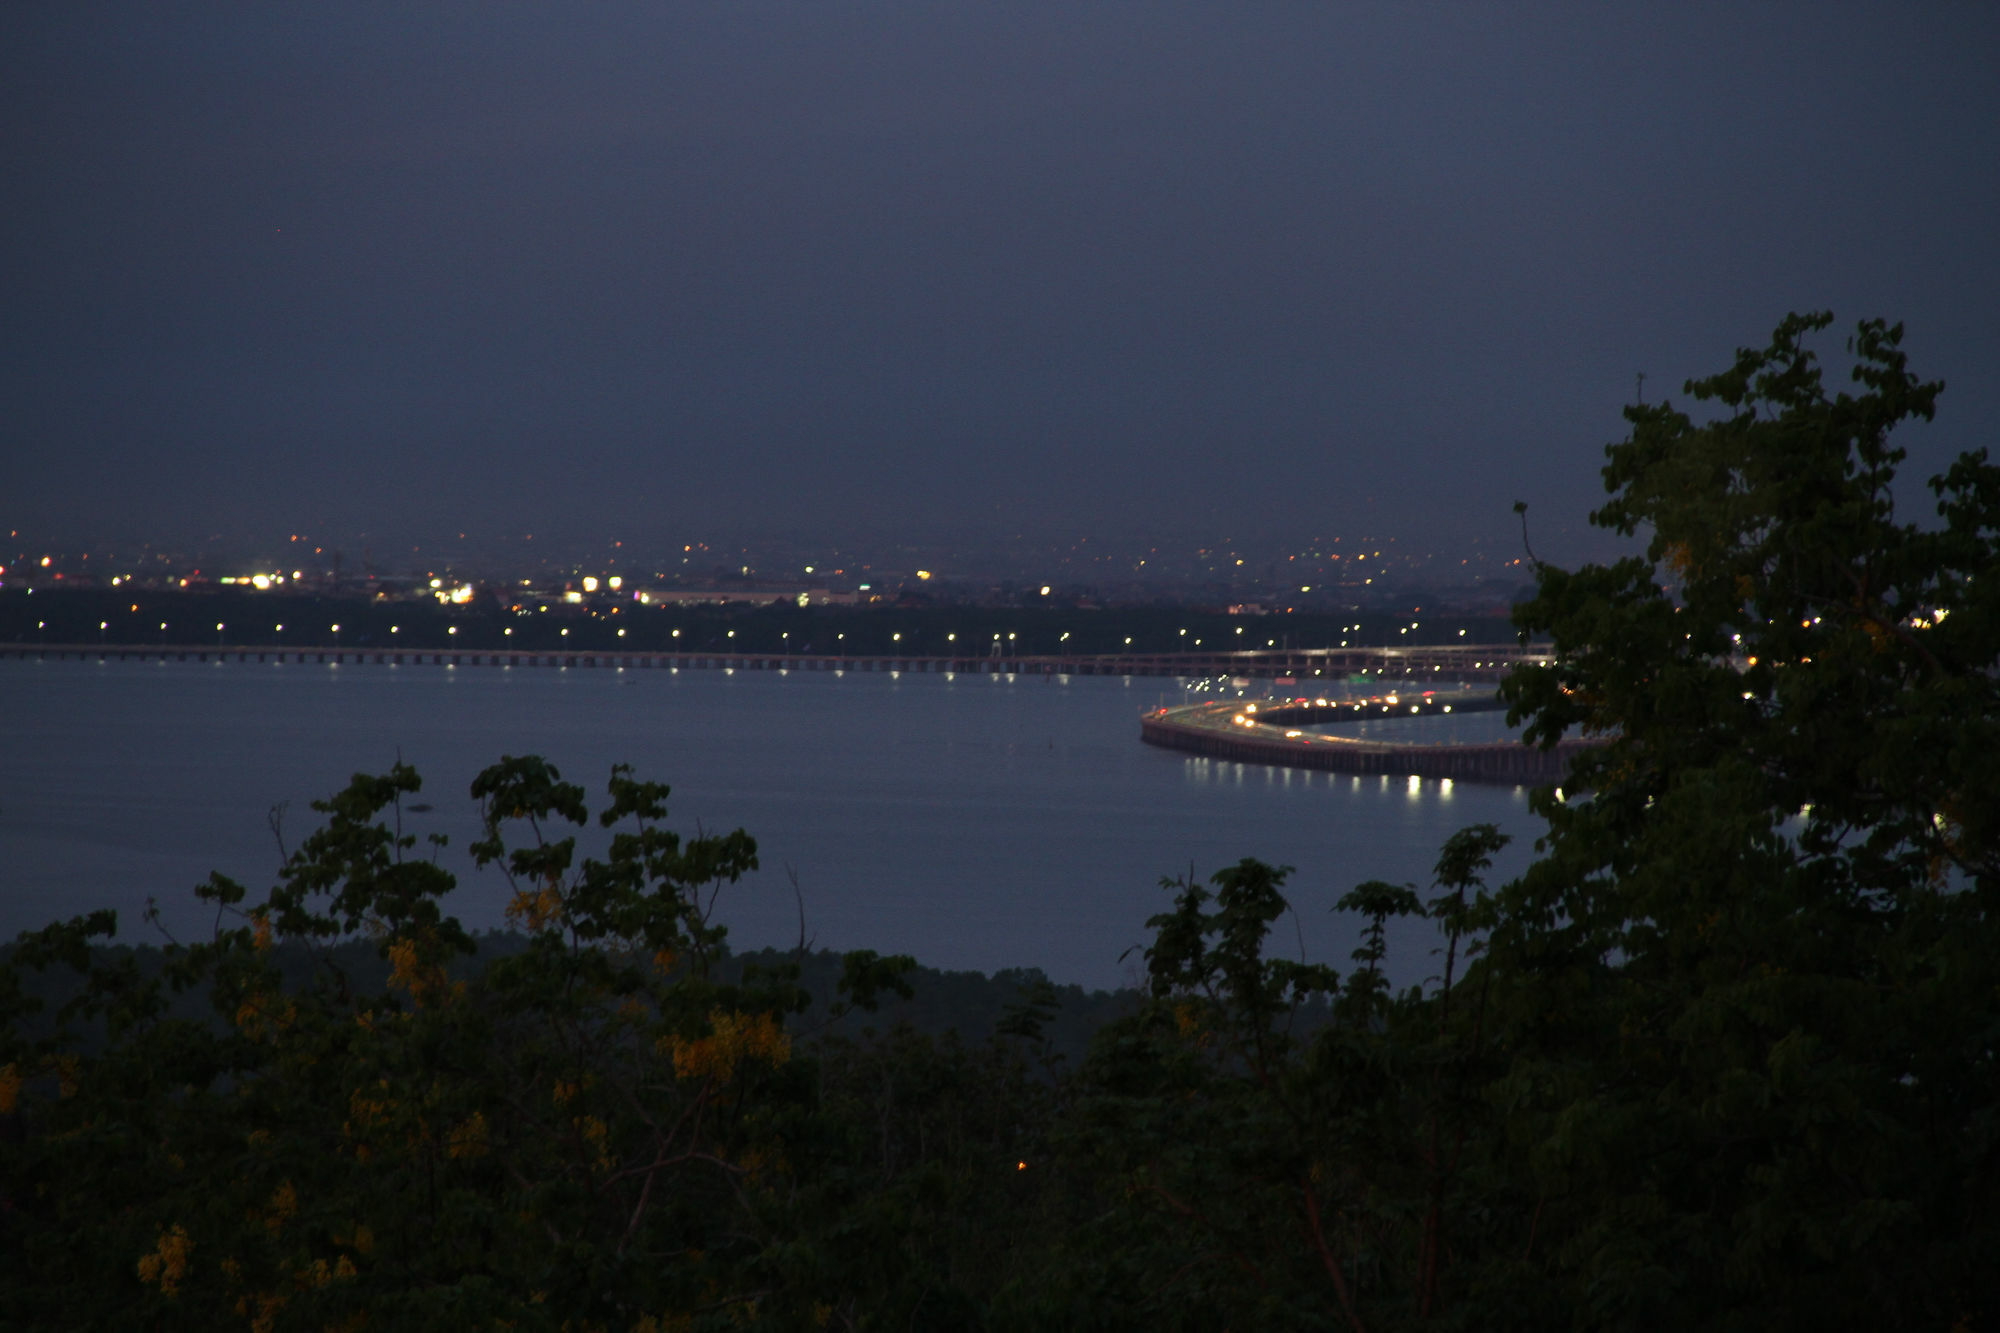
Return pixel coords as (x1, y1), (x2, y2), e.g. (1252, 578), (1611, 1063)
(607, 576), (623, 590)
(582, 576), (600, 593)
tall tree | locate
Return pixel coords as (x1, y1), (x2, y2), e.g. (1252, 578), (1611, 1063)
(1490, 312), (2000, 1326)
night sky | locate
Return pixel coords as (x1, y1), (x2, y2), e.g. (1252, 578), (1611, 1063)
(6, 4), (1996, 565)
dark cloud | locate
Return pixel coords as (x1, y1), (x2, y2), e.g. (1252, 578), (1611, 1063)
(5, 3), (1995, 564)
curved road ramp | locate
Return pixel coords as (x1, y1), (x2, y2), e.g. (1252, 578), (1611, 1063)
(1139, 690), (1603, 785)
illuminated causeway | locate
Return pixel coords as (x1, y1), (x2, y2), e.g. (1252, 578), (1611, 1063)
(1139, 691), (1597, 784)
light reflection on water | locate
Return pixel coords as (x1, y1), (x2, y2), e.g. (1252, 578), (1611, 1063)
(0, 662), (1543, 989)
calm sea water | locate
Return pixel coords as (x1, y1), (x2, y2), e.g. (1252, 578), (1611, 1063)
(1, 660), (1539, 989)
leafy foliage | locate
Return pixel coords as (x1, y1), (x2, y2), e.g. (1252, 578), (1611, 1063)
(1491, 312), (2000, 1327)
(0, 757), (1015, 1329)
(5, 314), (1995, 1328)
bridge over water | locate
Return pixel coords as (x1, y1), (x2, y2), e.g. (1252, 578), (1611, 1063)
(4, 640), (1588, 784)
(0, 641), (1549, 682)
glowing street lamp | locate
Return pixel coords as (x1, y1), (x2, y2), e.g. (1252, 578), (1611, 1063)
(215, 621), (226, 647)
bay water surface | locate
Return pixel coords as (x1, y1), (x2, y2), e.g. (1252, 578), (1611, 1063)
(2, 660), (1541, 989)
